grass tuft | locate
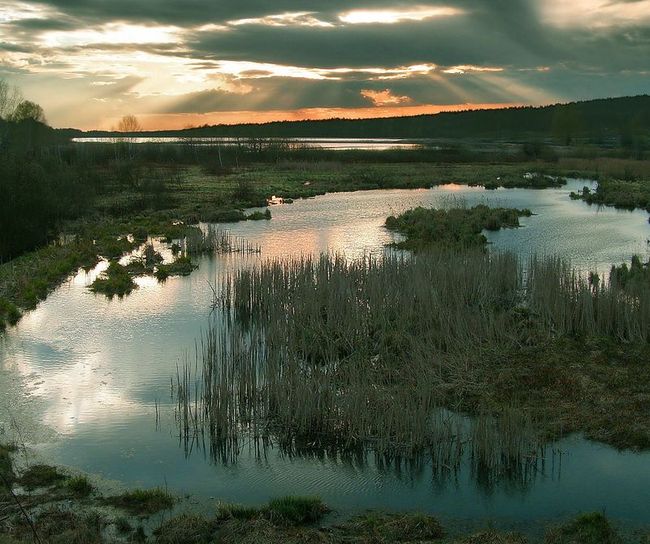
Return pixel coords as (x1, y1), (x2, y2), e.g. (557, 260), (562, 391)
(104, 487), (175, 515)
(89, 261), (137, 298)
(18, 464), (66, 490)
(545, 512), (620, 544)
(66, 475), (94, 497)
(215, 502), (260, 522)
(154, 514), (217, 544)
(265, 496), (328, 526)
(343, 512), (444, 542)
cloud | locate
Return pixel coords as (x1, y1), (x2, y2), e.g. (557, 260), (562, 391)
(539, 0), (650, 29)
(228, 12), (334, 27)
(0, 0), (649, 129)
(361, 88), (413, 106)
(39, 23), (183, 47)
(339, 5), (463, 24)
(442, 65), (504, 74)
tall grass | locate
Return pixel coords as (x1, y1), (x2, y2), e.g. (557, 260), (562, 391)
(184, 225), (260, 256)
(174, 250), (649, 472)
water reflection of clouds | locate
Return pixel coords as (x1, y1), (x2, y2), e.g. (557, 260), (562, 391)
(2, 182), (649, 448)
(6, 343), (138, 434)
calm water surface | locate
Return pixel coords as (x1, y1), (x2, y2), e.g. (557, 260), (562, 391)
(72, 137), (425, 151)
(1, 180), (650, 528)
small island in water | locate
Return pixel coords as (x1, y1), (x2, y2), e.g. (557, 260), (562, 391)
(1, 8), (650, 543)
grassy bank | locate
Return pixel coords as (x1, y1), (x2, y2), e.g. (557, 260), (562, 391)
(0, 449), (646, 543)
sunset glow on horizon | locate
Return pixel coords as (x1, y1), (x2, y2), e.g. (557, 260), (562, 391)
(0, 0), (648, 130)
(107, 102), (519, 132)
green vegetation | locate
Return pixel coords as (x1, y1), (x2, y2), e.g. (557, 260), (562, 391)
(266, 496), (329, 525)
(245, 208), (272, 221)
(9, 507), (104, 544)
(484, 173), (564, 190)
(89, 261), (137, 298)
(385, 205), (531, 250)
(610, 256), (650, 288)
(0, 452), (643, 544)
(572, 178), (650, 212)
(153, 514), (216, 544)
(0, 444), (16, 493)
(341, 511), (444, 542)
(0, 299), (20, 331)
(214, 497), (327, 526)
(215, 503), (261, 522)
(103, 487), (175, 515)
(545, 512), (619, 544)
(18, 464), (67, 490)
(65, 475), (94, 498)
(154, 256), (197, 281)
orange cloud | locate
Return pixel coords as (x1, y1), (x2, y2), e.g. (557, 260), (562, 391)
(108, 103), (520, 131)
(361, 89), (413, 106)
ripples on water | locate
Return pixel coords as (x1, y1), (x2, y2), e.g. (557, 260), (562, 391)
(1, 180), (650, 525)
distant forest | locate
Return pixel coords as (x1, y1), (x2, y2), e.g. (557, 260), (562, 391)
(64, 95), (650, 144)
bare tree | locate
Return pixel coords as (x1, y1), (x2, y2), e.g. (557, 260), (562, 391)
(0, 79), (22, 120)
(117, 114), (142, 133)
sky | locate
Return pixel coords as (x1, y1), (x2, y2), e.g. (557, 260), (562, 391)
(0, 0), (649, 130)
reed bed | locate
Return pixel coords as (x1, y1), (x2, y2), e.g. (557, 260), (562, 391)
(184, 225), (260, 256)
(174, 250), (649, 472)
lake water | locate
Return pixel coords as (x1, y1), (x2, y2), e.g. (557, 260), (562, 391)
(1, 180), (650, 530)
(72, 137), (425, 151)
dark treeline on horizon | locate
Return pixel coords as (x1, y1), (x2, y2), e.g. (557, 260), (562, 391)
(65, 95), (650, 145)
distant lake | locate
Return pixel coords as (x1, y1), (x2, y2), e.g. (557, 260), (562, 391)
(1, 180), (650, 533)
(72, 137), (426, 151)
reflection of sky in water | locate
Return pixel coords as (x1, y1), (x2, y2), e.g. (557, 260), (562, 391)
(72, 137), (423, 151)
(1, 181), (650, 524)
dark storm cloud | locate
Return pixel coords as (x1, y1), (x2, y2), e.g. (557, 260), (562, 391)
(186, 19), (545, 69)
(8, 17), (78, 31)
(14, 0), (650, 74)
(4, 0), (650, 128)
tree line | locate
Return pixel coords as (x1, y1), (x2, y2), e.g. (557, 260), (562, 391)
(71, 95), (650, 150)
